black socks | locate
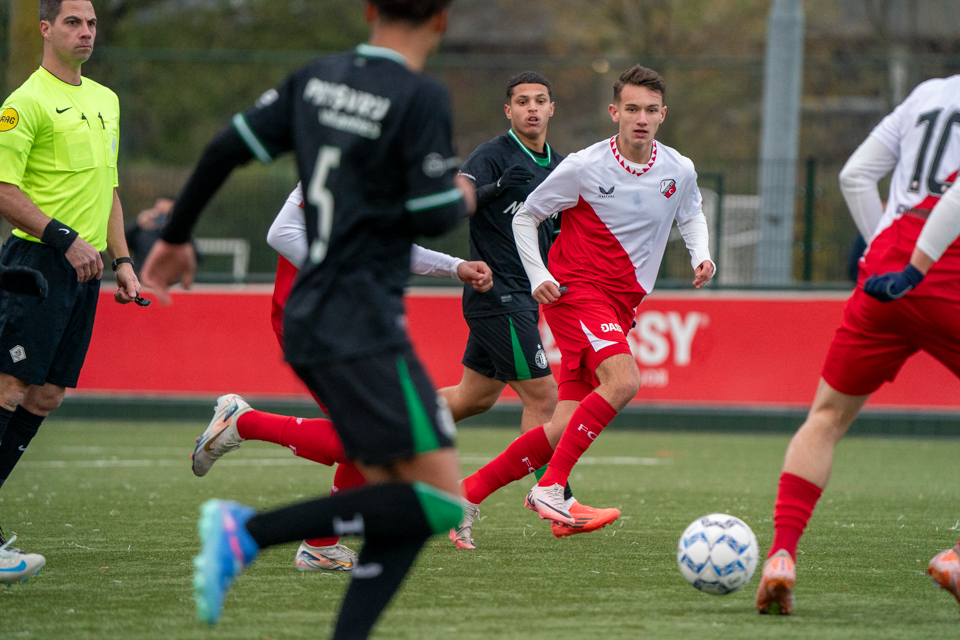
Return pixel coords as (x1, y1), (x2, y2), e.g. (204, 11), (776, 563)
(0, 407), (43, 489)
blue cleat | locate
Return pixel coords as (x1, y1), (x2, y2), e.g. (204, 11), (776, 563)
(193, 499), (259, 625)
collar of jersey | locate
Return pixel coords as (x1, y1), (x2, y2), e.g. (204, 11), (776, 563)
(508, 129), (551, 167)
(609, 136), (657, 177)
(356, 44), (408, 66)
(39, 65), (83, 88)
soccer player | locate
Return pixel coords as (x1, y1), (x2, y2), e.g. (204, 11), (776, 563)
(449, 72), (617, 547)
(462, 65), (715, 534)
(191, 182), (491, 572)
(0, 0), (141, 584)
(755, 74), (960, 615)
(141, 1), (473, 636)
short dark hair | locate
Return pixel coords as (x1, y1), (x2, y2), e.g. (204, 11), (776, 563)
(506, 72), (552, 101)
(613, 65), (666, 103)
(39, 0), (65, 22)
(368, 0), (454, 25)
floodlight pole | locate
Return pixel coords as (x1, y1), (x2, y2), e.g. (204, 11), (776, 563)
(755, 0), (805, 285)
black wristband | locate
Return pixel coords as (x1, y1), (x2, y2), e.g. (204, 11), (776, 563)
(40, 219), (79, 253)
(112, 257), (134, 271)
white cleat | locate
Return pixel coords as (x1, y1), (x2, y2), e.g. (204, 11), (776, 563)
(525, 483), (575, 527)
(192, 394), (252, 477)
(449, 500), (479, 550)
(0, 536), (45, 585)
(295, 542), (357, 571)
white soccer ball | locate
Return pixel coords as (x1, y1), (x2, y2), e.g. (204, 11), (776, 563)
(677, 513), (759, 595)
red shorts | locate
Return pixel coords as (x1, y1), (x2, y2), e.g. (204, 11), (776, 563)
(822, 288), (960, 396)
(542, 295), (635, 402)
(271, 256), (330, 414)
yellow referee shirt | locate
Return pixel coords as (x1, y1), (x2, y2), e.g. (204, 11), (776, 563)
(0, 67), (120, 251)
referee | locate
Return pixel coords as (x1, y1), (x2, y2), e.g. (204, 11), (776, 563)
(0, 0), (140, 582)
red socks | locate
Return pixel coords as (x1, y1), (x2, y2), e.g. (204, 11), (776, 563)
(769, 472), (823, 561)
(539, 392), (617, 488)
(236, 411), (347, 466)
(461, 425), (554, 505)
(306, 462), (367, 547)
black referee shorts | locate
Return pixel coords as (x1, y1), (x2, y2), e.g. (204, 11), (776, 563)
(0, 237), (100, 388)
(462, 310), (552, 382)
(291, 346), (456, 467)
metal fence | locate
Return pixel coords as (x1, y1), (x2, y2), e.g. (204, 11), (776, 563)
(12, 46), (956, 286)
(118, 157), (860, 287)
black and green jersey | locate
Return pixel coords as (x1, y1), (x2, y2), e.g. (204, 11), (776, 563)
(231, 44), (466, 363)
(459, 130), (562, 318)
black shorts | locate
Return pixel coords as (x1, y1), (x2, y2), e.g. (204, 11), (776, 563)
(462, 310), (553, 381)
(291, 346), (456, 467)
(0, 237), (100, 388)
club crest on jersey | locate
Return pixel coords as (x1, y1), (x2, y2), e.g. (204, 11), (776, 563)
(660, 179), (677, 198)
(535, 347), (548, 370)
(599, 185), (615, 198)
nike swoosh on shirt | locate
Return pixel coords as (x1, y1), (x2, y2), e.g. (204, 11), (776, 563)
(0, 560), (27, 572)
(18, 445), (26, 451)
(56, 107), (72, 114)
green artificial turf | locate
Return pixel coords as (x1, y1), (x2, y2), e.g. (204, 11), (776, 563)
(0, 421), (957, 639)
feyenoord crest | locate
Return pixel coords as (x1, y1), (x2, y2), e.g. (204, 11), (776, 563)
(660, 179), (677, 198)
(8, 345), (25, 363)
(535, 347), (548, 369)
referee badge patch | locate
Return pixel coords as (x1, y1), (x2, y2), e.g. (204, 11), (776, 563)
(0, 108), (18, 132)
(9, 345), (25, 363)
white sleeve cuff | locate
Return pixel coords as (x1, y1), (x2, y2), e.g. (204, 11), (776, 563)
(916, 181), (960, 262)
(677, 212), (716, 274)
(512, 206), (558, 292)
(409, 245), (465, 280)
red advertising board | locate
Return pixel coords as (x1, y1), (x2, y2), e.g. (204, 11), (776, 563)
(75, 286), (960, 411)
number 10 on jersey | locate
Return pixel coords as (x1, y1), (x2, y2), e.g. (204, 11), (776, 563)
(308, 146), (341, 264)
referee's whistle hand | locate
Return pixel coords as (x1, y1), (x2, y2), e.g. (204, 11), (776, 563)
(65, 237), (104, 283)
(140, 239), (197, 306)
(113, 264), (141, 305)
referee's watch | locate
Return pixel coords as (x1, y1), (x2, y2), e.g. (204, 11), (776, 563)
(112, 257), (135, 271)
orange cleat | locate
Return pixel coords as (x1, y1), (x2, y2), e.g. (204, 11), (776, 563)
(550, 501), (621, 538)
(756, 549), (796, 615)
(927, 544), (960, 611)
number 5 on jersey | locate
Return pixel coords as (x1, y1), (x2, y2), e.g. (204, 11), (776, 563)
(308, 146), (341, 264)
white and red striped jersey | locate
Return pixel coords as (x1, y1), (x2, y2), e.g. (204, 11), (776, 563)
(518, 136), (710, 310)
(869, 76), (960, 232)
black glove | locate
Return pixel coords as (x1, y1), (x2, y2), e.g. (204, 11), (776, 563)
(0, 266), (48, 299)
(863, 264), (924, 302)
(475, 164), (536, 209)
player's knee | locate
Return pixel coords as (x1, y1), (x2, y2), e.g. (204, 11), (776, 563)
(806, 405), (853, 438)
(24, 387), (65, 415)
(412, 481), (463, 534)
(0, 376), (29, 411)
(607, 372), (641, 408)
